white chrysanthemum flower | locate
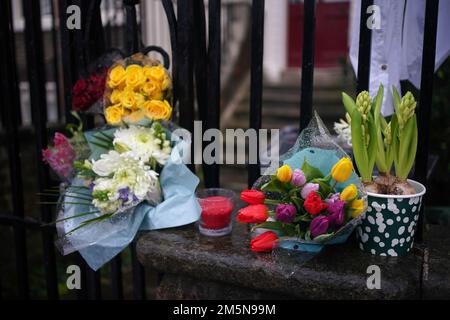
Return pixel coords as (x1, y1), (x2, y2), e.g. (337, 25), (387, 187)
(113, 125), (172, 165)
(90, 151), (160, 214)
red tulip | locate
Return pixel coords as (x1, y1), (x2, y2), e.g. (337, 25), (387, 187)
(236, 204), (269, 224)
(240, 189), (265, 205)
(303, 191), (328, 215)
(250, 231), (278, 252)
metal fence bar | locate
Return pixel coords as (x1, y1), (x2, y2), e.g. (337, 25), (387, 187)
(130, 242), (146, 300)
(177, 0), (195, 172)
(205, 0), (221, 188)
(22, 0), (59, 300)
(110, 255), (124, 300)
(124, 0), (140, 54)
(248, 0), (265, 188)
(193, 0), (207, 124)
(161, 0), (178, 105)
(0, 0), (30, 299)
(356, 0), (373, 93)
(414, 0), (440, 242)
(299, 0), (316, 131)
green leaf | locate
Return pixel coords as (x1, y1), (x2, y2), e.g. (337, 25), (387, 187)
(342, 92), (357, 116)
(305, 230), (312, 241)
(301, 159), (324, 181)
(291, 196), (304, 211)
(311, 177), (333, 197)
(312, 232), (335, 242)
(252, 221), (284, 232)
(350, 109), (370, 181)
(261, 176), (290, 193)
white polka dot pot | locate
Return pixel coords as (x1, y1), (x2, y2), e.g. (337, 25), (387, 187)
(356, 179), (426, 257)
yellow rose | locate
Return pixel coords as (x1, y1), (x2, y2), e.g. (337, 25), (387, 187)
(105, 105), (124, 125)
(331, 158), (353, 183)
(120, 90), (137, 110)
(108, 65), (126, 88)
(110, 89), (122, 104)
(125, 64), (146, 89)
(276, 165), (293, 183)
(146, 65), (166, 82)
(350, 199), (365, 218)
(161, 74), (171, 91)
(340, 184), (358, 201)
(143, 100), (172, 120)
(134, 92), (146, 109)
(141, 81), (163, 100)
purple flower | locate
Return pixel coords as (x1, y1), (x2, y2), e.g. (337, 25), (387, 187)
(275, 204), (297, 224)
(88, 181), (95, 193)
(325, 193), (340, 205)
(291, 169), (306, 186)
(301, 183), (319, 199)
(327, 199), (346, 226)
(310, 216), (330, 238)
(118, 188), (129, 202)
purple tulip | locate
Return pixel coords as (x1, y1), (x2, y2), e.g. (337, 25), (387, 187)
(327, 199), (346, 226)
(291, 169), (306, 186)
(301, 183), (319, 199)
(325, 193), (340, 205)
(275, 204), (297, 224)
(310, 216), (330, 238)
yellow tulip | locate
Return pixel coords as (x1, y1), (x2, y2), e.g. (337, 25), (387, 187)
(350, 199), (365, 218)
(276, 165), (292, 183)
(340, 184), (357, 201)
(331, 157), (353, 183)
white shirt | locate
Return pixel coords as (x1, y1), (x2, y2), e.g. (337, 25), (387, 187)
(349, 0), (450, 116)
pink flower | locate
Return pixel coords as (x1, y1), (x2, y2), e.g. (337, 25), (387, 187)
(42, 133), (76, 180)
(300, 183), (319, 199)
(291, 169), (306, 186)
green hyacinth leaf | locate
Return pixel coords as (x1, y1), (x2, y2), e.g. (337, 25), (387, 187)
(342, 92), (357, 116)
(350, 108), (370, 181)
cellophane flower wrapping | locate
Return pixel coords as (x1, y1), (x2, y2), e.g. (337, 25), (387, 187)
(253, 112), (367, 250)
(55, 121), (200, 271)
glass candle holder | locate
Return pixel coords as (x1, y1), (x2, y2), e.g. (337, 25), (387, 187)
(196, 188), (235, 237)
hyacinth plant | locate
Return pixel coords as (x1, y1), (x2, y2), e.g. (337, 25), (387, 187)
(342, 84), (418, 195)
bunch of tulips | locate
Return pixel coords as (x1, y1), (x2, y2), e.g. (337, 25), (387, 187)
(237, 158), (366, 252)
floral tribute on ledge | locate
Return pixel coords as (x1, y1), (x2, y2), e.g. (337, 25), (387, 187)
(237, 112), (367, 253)
(42, 53), (200, 271)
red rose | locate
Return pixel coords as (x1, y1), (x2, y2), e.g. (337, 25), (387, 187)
(240, 189), (265, 205)
(250, 231), (278, 252)
(72, 92), (92, 112)
(72, 78), (88, 94)
(236, 204), (269, 224)
(303, 191), (328, 215)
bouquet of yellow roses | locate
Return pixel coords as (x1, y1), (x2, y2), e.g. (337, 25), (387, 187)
(104, 53), (173, 125)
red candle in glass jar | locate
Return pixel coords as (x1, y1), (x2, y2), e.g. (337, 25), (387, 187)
(199, 196), (234, 229)
(196, 188), (235, 236)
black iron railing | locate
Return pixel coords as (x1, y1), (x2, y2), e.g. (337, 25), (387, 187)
(0, 0), (440, 300)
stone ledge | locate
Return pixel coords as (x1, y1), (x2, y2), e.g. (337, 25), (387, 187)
(422, 224), (450, 299)
(137, 221), (424, 299)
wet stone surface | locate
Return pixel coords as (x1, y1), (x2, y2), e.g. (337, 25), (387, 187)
(422, 224), (450, 299)
(137, 221), (425, 299)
